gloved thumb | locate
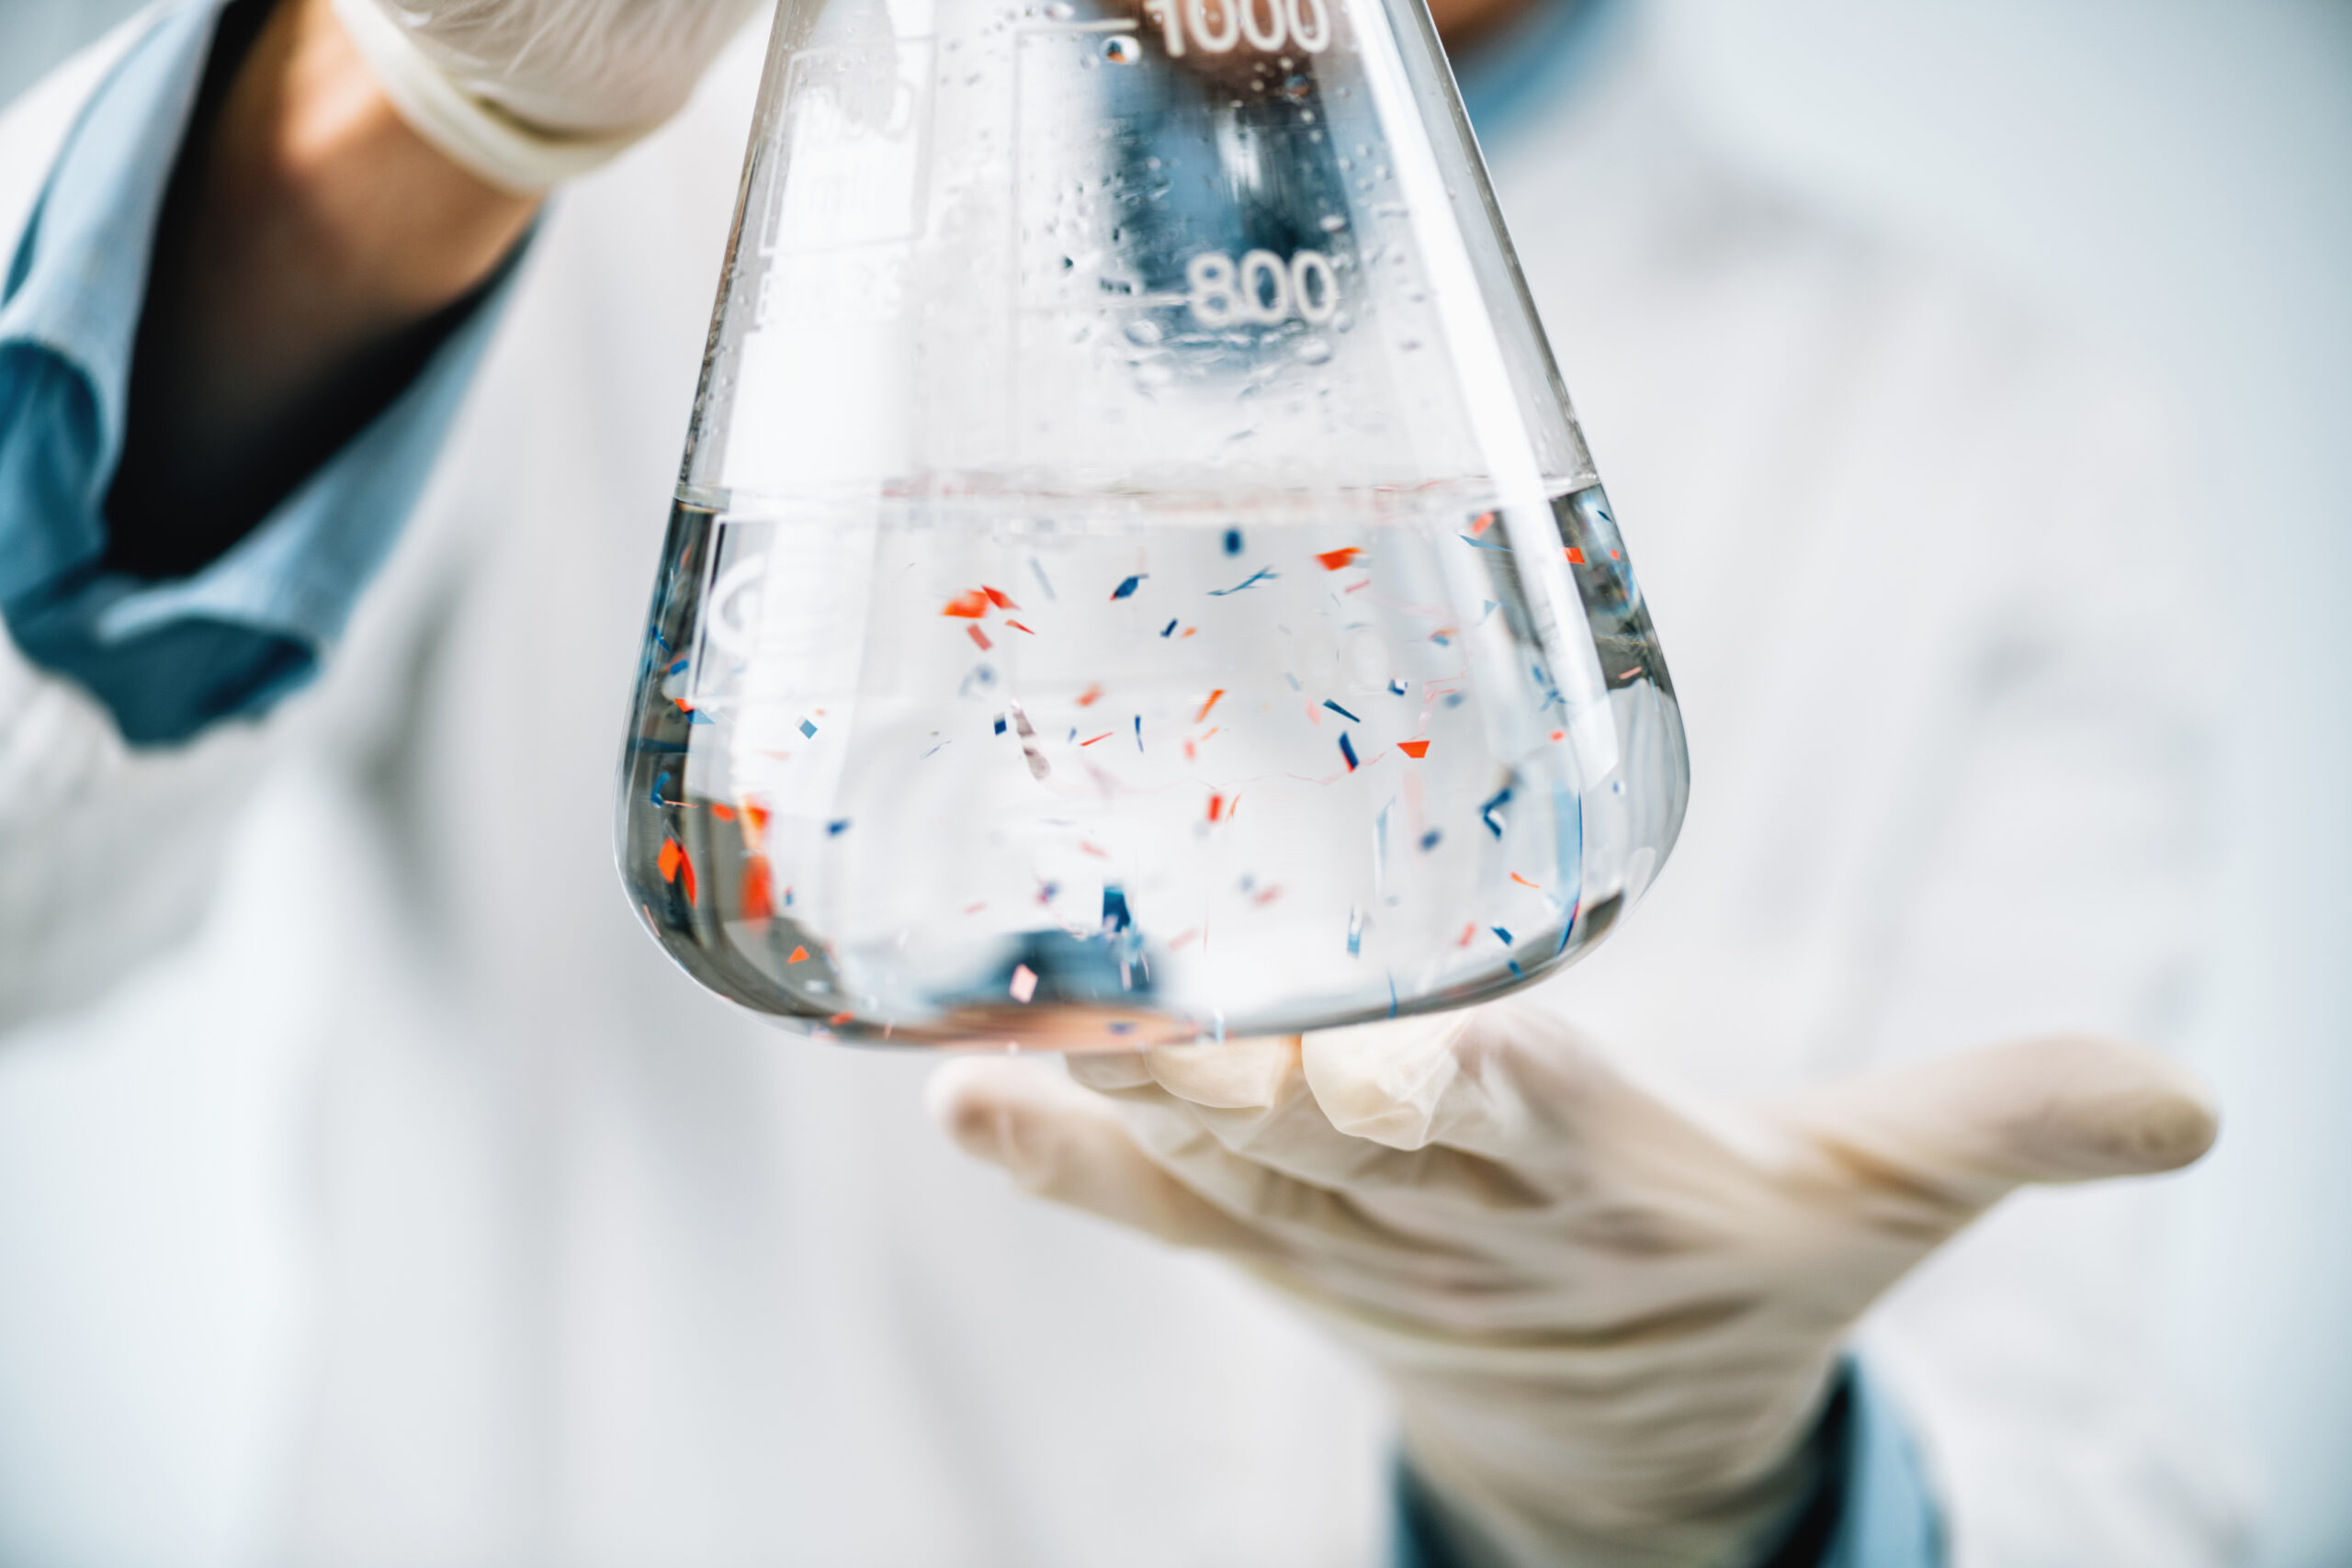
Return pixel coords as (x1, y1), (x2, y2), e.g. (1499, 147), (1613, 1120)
(1771, 1036), (2219, 1215)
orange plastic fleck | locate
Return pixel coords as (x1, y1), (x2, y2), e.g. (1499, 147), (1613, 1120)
(1194, 687), (1225, 721)
(658, 838), (683, 882)
(1565, 547), (1586, 564)
(942, 591), (989, 618)
(710, 803), (735, 821)
(1314, 547), (1363, 570)
(787, 945), (810, 964)
(1510, 873), (1541, 889)
(741, 858), (775, 919)
(1397, 739), (1430, 759)
(1076, 683), (1103, 707)
(1206, 793), (1225, 821)
(1470, 512), (1495, 536)
(1005, 620), (1036, 635)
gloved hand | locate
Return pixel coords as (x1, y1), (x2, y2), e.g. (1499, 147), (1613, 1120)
(329, 0), (773, 192)
(929, 999), (2218, 1568)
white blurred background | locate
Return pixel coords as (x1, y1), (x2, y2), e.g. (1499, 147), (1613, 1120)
(3, 1), (2348, 1563)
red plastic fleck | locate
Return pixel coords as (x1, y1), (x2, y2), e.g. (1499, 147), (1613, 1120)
(1315, 547), (1363, 570)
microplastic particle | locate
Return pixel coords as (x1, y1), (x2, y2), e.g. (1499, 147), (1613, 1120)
(1480, 786), (1513, 839)
(1010, 964), (1039, 1003)
(650, 770), (671, 806)
(1507, 960), (1524, 977)
(1347, 905), (1363, 956)
(1005, 620), (1036, 635)
(829, 1011), (854, 1026)
(1492, 926), (1514, 945)
(1209, 567), (1277, 595)
(1112, 574), (1146, 599)
(659, 839), (683, 881)
(667, 658), (689, 676)
(687, 710), (714, 726)
(1470, 511), (1495, 536)
(1430, 629), (1453, 647)
(968, 625), (993, 651)
(1458, 534), (1509, 552)
(982, 585), (1018, 609)
(1420, 829), (1442, 851)
(1456, 923), (1476, 947)
(1397, 739), (1430, 759)
(1080, 732), (1113, 746)
(943, 591), (989, 618)
(1510, 872), (1541, 889)
(1566, 547), (1587, 564)
(1160, 619), (1178, 637)
(1444, 692), (1466, 708)
(1284, 671), (1303, 692)
(1195, 688), (1225, 721)
(1134, 716), (1144, 750)
(1206, 793), (1225, 821)
(1077, 683), (1103, 707)
(787, 945), (809, 964)
(1031, 558), (1057, 600)
(1224, 528), (1243, 555)
(799, 718), (818, 738)
(994, 716), (1008, 735)
(741, 861), (774, 919)
(1102, 885), (1133, 931)
(1323, 699), (1362, 722)
(1337, 733), (1359, 771)
(1387, 976), (1398, 1018)
(827, 818), (853, 835)
(1315, 547), (1363, 570)
(1480, 600), (1498, 620)
(1388, 679), (1407, 695)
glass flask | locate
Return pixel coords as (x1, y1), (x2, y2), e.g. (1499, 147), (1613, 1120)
(616, 0), (1688, 1048)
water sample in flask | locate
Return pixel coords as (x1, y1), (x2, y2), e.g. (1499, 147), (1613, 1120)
(616, 0), (1688, 1048)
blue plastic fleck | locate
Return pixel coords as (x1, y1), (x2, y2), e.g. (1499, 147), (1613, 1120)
(1419, 829), (1442, 851)
(1223, 528), (1243, 556)
(1113, 574), (1147, 600)
(1338, 733), (1359, 771)
(1161, 618), (1178, 637)
(799, 718), (818, 738)
(1323, 699), (1362, 722)
(1209, 567), (1277, 596)
(826, 818), (853, 835)
(1480, 786), (1512, 838)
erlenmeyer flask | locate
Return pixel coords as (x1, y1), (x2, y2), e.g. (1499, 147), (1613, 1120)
(616, 0), (1687, 1047)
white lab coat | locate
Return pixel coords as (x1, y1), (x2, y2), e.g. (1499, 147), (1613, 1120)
(0, 6), (2245, 1566)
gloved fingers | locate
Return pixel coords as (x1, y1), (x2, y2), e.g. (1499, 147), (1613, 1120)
(926, 1056), (1278, 1254)
(1067, 1034), (1559, 1208)
(1300, 998), (1737, 1180)
(1770, 1035), (2220, 1223)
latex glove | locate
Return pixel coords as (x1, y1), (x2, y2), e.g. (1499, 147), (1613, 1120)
(330, 0), (772, 191)
(929, 1000), (2218, 1568)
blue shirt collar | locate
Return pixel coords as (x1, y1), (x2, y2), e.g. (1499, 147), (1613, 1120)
(1453, 0), (1623, 150)
(0, 1), (222, 486)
